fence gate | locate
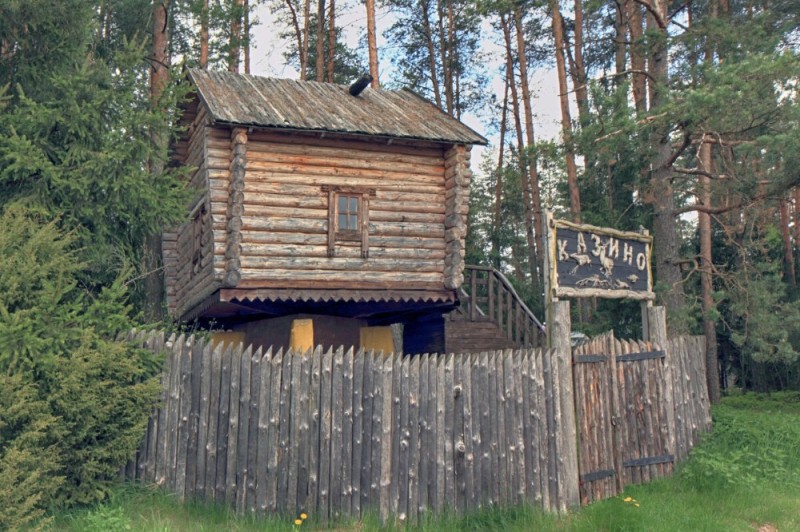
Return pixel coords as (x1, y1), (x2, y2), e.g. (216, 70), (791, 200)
(572, 332), (674, 505)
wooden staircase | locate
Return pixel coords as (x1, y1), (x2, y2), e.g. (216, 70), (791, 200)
(445, 265), (546, 353)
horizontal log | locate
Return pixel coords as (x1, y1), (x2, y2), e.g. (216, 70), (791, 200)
(246, 130), (446, 158)
(246, 150), (443, 178)
(239, 243), (445, 261)
(246, 160), (443, 185)
(554, 287), (656, 300)
(239, 256), (444, 273)
(244, 182), (443, 204)
(245, 172), (444, 194)
(234, 278), (447, 291)
(240, 192), (446, 215)
(238, 268), (444, 284)
(239, 231), (445, 250)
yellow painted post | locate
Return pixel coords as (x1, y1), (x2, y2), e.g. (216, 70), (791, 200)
(360, 326), (395, 354)
(290, 319), (314, 353)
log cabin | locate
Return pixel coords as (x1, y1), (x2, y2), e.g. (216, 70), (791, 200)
(166, 69), (540, 354)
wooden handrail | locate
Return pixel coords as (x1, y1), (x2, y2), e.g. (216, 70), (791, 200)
(459, 265), (546, 348)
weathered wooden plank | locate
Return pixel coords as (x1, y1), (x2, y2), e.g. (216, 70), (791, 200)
(511, 349), (526, 505)
(306, 346), (323, 514)
(351, 349), (365, 518)
(342, 348), (355, 516)
(502, 350), (517, 506)
(185, 336), (205, 498)
(478, 352), (492, 506)
(255, 347), (274, 514)
(389, 353), (402, 521)
(163, 334), (182, 490)
(330, 347), (345, 519)
(318, 347), (334, 521)
(417, 353), (430, 517)
(276, 349), (293, 513)
(468, 353), (482, 509)
(296, 348), (312, 514)
(494, 351), (509, 506)
(444, 353), (455, 510)
(235, 345), (253, 512)
(453, 353), (467, 514)
(175, 336), (193, 500)
(287, 348), (303, 515)
(359, 350), (374, 513)
(265, 349), (284, 514)
(224, 344), (242, 504)
(200, 339), (221, 498)
(397, 355), (411, 525)
(245, 347), (263, 513)
(409, 355), (422, 524)
(378, 353), (393, 522)
(214, 344), (233, 503)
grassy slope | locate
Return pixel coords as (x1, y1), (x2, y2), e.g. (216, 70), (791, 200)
(51, 393), (800, 532)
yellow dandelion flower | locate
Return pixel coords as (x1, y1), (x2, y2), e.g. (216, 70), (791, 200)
(295, 519), (303, 525)
(623, 497), (633, 502)
(634, 503), (640, 507)
(300, 513), (308, 520)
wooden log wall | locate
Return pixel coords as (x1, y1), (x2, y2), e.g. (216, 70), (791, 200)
(235, 130), (454, 291)
(166, 97), (229, 317)
(127, 330), (580, 522)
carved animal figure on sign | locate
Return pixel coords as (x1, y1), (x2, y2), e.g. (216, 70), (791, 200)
(591, 238), (615, 277)
(568, 253), (592, 275)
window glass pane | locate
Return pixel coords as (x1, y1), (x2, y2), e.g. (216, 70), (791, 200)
(338, 195), (347, 211)
(348, 213), (358, 230)
(349, 196), (358, 212)
(338, 213), (347, 229)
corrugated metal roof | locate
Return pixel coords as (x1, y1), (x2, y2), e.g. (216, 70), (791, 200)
(189, 69), (487, 145)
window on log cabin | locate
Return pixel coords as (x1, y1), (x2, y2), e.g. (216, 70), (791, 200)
(190, 203), (207, 277)
(324, 186), (374, 259)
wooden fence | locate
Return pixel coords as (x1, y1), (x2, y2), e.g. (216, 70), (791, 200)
(126, 309), (711, 522)
(125, 330), (578, 523)
(572, 332), (712, 505)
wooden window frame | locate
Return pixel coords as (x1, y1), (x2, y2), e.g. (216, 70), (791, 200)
(322, 185), (375, 259)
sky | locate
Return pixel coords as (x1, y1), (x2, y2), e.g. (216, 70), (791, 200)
(246, 2), (567, 156)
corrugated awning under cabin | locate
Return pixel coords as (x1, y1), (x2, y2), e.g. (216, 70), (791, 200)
(189, 69), (488, 146)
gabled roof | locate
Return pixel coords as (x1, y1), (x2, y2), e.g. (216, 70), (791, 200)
(189, 69), (487, 146)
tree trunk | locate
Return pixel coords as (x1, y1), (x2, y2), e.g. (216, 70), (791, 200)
(571, 0), (589, 123)
(301, 0), (310, 80)
(795, 186), (800, 285)
(780, 195), (796, 286)
(145, 0), (170, 321)
(502, 14), (539, 292)
(420, 0), (442, 109)
(647, 0), (686, 327)
(243, 0), (250, 73)
(366, 0), (379, 87)
(627, 0), (646, 113)
(436, 0), (454, 116)
(513, 7), (544, 285)
(326, 0), (335, 82)
(699, 137), (720, 403)
(200, 0), (209, 68)
(229, 0), (245, 72)
(614, 0), (627, 78)
(316, 0), (325, 81)
(550, 0), (581, 223)
(285, 0), (305, 78)
(492, 65), (510, 269)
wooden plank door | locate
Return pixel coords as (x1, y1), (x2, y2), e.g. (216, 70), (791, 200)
(572, 333), (621, 505)
(614, 339), (674, 486)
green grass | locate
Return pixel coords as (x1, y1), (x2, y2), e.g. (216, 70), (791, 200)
(49, 392), (800, 531)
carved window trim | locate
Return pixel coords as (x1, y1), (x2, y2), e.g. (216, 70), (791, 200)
(322, 185), (375, 259)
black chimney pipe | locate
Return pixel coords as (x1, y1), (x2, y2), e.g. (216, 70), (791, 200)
(349, 74), (373, 96)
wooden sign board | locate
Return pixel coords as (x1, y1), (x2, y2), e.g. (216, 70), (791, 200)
(547, 218), (654, 301)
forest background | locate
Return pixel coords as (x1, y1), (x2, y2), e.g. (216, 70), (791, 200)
(0, 1), (799, 526)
